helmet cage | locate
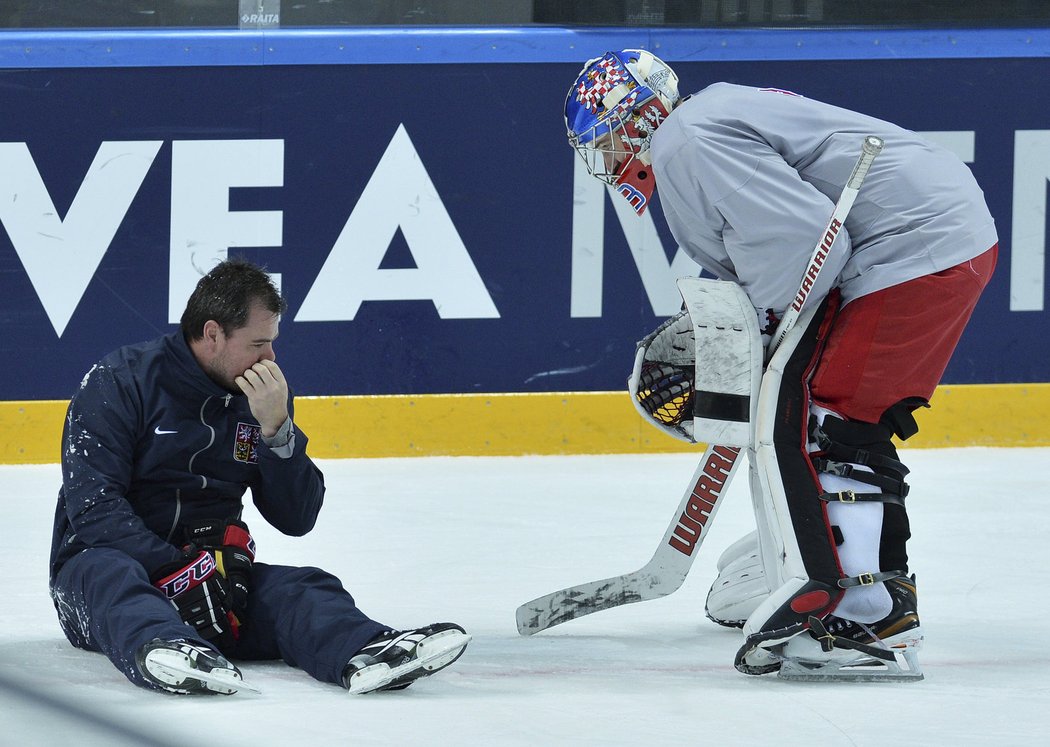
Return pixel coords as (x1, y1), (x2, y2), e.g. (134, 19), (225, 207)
(565, 50), (679, 213)
(568, 103), (643, 186)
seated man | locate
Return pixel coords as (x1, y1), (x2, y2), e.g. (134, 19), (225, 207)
(49, 257), (469, 695)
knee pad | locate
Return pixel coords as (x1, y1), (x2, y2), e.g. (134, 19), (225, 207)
(810, 407), (910, 508)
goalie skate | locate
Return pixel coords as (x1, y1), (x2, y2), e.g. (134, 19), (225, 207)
(776, 575), (924, 682)
(137, 639), (259, 695)
(343, 623), (470, 694)
(776, 625), (923, 682)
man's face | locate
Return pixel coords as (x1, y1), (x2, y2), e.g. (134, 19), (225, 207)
(204, 303), (279, 393)
(593, 130), (630, 178)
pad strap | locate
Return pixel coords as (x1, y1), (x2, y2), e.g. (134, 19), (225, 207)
(810, 421), (911, 499)
(807, 616), (899, 662)
(836, 570), (906, 589)
(815, 478), (907, 507)
(812, 456), (909, 494)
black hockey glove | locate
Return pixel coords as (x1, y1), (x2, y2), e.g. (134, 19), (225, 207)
(152, 550), (238, 650)
(183, 518), (257, 627)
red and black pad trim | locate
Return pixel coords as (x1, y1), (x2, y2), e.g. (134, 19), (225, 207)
(733, 578), (839, 675)
(771, 294), (843, 588)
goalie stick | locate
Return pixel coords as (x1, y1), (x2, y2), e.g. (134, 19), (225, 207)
(767, 135), (884, 353)
(516, 444), (742, 635)
(516, 135), (885, 636)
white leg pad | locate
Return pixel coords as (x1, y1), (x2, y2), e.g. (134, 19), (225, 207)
(706, 532), (771, 626)
(715, 529), (758, 572)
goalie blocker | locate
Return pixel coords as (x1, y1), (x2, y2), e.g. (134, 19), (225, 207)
(629, 277), (763, 450)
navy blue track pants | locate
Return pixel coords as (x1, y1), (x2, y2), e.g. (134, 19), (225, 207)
(51, 547), (388, 689)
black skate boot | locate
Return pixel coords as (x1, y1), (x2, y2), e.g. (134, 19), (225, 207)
(342, 622), (471, 694)
(777, 575), (924, 681)
(136, 639), (254, 695)
(814, 574), (921, 646)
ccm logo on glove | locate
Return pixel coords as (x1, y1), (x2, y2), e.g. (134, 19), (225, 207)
(154, 550), (217, 598)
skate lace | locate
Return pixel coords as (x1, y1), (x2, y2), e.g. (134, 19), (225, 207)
(825, 617), (856, 634)
(824, 617), (885, 644)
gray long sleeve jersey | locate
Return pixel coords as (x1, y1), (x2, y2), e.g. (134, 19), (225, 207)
(649, 83), (998, 313)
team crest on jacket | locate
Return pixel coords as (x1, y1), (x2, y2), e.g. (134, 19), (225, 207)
(234, 422), (261, 464)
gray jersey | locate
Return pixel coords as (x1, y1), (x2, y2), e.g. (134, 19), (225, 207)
(649, 83), (998, 313)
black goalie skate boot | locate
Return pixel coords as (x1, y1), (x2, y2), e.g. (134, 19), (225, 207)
(342, 622), (471, 694)
(817, 574), (922, 646)
(777, 575), (924, 682)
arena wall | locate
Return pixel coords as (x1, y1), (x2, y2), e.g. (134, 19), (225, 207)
(2, 27), (1048, 463)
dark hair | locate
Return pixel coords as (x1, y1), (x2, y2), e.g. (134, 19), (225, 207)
(180, 257), (287, 341)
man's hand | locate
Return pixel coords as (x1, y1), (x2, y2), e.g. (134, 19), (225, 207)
(234, 359), (288, 437)
(184, 519), (256, 626)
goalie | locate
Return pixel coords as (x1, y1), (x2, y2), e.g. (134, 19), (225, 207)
(566, 50), (998, 680)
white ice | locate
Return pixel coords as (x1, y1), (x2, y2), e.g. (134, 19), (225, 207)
(2, 448), (1048, 746)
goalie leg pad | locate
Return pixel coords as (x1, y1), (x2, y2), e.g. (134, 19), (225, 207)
(812, 405), (916, 622)
(705, 456), (779, 628)
(714, 530), (759, 573)
(737, 296), (922, 678)
(705, 530), (770, 628)
(777, 404), (925, 681)
(737, 298), (845, 673)
(742, 297), (840, 626)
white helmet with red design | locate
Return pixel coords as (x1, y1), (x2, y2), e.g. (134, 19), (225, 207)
(565, 49), (680, 215)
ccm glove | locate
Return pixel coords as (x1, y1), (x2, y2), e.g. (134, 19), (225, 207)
(183, 518), (257, 627)
(151, 550), (238, 649)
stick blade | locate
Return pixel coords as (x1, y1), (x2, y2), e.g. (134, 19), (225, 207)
(515, 445), (743, 636)
(515, 571), (666, 635)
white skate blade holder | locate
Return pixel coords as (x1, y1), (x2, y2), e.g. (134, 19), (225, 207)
(346, 630), (471, 695)
(144, 647), (262, 695)
(776, 645), (924, 683)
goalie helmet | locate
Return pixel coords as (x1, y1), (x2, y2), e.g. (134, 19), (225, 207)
(565, 49), (681, 216)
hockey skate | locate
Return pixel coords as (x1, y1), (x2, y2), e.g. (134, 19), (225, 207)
(136, 639), (257, 695)
(343, 622), (471, 694)
(775, 575), (924, 682)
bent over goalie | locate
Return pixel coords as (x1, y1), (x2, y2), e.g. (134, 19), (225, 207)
(565, 50), (998, 680)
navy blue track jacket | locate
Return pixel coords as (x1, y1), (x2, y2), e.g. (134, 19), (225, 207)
(49, 331), (326, 582)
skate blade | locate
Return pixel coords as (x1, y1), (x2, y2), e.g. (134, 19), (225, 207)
(417, 630), (471, 670)
(778, 648), (923, 683)
(347, 631), (471, 694)
(146, 650), (261, 695)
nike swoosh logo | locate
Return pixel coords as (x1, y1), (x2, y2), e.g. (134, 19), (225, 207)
(154, 427), (178, 435)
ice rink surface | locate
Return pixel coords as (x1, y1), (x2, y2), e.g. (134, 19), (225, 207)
(2, 448), (1048, 746)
